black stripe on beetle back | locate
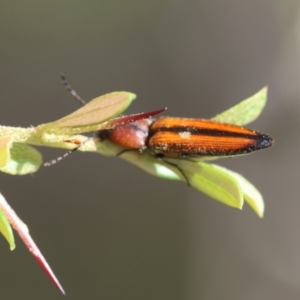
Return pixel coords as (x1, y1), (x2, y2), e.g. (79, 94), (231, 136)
(150, 126), (261, 140)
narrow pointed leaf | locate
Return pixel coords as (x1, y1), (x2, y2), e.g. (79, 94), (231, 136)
(40, 92), (136, 135)
(212, 87), (267, 126)
(211, 165), (264, 217)
(0, 143), (42, 175)
(105, 107), (166, 128)
(0, 209), (15, 250)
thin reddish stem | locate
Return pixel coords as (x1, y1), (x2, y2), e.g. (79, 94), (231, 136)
(0, 193), (65, 295)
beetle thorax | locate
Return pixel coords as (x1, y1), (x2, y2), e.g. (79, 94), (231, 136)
(103, 119), (153, 150)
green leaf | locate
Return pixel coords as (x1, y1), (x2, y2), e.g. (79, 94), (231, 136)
(167, 159), (244, 209)
(211, 165), (264, 217)
(0, 192), (21, 252)
(39, 92), (136, 135)
(0, 136), (12, 168)
(0, 209), (15, 250)
(120, 151), (181, 180)
(0, 143), (42, 175)
(120, 151), (243, 209)
(212, 87), (267, 126)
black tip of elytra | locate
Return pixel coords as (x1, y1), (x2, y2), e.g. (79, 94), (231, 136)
(257, 133), (274, 149)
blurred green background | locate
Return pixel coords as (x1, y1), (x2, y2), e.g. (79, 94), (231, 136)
(0, 1), (299, 299)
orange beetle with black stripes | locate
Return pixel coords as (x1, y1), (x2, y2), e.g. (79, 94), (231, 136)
(98, 117), (273, 158)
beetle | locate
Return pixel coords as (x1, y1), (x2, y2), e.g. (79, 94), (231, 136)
(98, 117), (273, 158)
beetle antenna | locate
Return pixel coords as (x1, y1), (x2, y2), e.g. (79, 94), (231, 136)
(44, 76), (90, 166)
(61, 73), (87, 105)
(44, 148), (79, 167)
